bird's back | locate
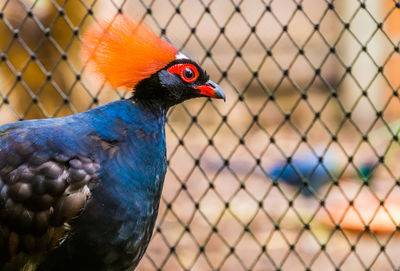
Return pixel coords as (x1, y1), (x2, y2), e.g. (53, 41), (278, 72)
(0, 100), (168, 271)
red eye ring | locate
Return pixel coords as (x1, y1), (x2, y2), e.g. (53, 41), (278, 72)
(167, 63), (199, 83)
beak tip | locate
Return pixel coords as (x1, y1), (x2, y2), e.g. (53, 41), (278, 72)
(213, 84), (226, 102)
(217, 92), (226, 102)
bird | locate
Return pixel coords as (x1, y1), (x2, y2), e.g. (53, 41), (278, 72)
(0, 15), (225, 271)
(268, 149), (337, 197)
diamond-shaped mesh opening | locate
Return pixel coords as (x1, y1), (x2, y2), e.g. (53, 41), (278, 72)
(1, 0), (400, 270)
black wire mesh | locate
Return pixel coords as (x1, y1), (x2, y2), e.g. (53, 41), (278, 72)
(0, 0), (400, 270)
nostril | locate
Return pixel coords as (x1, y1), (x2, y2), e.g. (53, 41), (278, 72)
(207, 82), (216, 88)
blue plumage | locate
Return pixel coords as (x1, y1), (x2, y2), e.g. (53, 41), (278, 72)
(0, 100), (168, 270)
(268, 151), (337, 197)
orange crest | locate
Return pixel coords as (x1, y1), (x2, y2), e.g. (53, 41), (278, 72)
(82, 15), (178, 89)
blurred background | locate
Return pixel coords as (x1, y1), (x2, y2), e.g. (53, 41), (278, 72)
(0, 0), (400, 270)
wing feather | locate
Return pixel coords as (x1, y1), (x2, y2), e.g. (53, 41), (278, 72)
(0, 126), (100, 270)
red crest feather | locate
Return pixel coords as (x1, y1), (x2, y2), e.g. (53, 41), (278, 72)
(81, 15), (178, 89)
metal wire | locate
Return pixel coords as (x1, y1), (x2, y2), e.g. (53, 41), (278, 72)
(0, 0), (400, 270)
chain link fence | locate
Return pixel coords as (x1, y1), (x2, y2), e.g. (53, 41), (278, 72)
(0, 0), (400, 270)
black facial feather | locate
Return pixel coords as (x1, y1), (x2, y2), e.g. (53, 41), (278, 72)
(133, 59), (210, 108)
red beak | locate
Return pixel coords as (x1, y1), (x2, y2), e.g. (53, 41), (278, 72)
(195, 80), (226, 101)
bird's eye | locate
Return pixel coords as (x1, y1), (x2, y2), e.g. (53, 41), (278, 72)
(182, 68), (195, 80)
(167, 63), (199, 83)
(180, 65), (199, 83)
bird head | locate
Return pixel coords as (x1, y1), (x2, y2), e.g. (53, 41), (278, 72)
(82, 15), (225, 107)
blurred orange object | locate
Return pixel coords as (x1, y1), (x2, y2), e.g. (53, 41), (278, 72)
(321, 181), (400, 232)
(325, 197), (399, 232)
